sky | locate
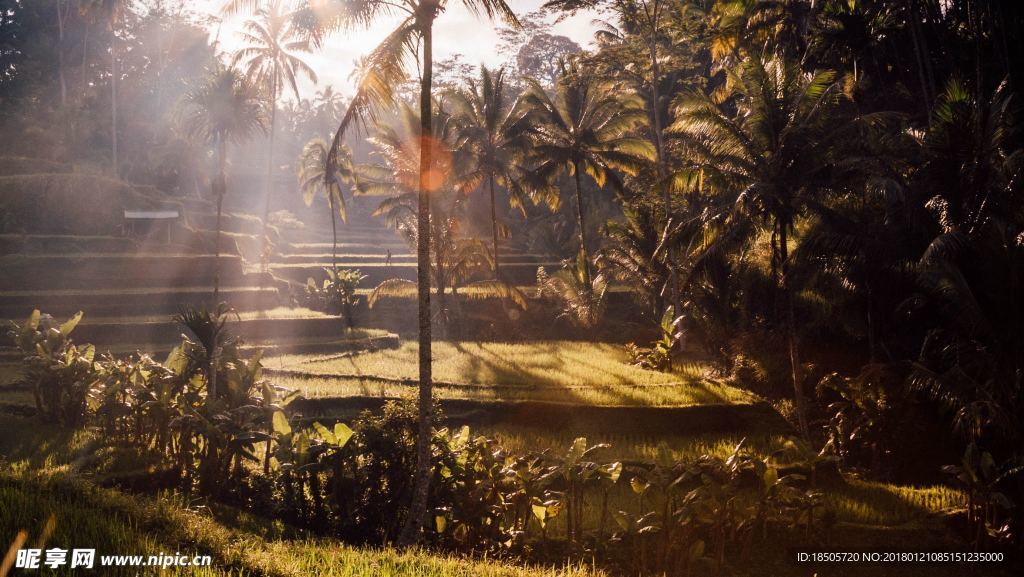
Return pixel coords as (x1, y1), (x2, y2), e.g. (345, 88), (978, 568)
(191, 0), (602, 101)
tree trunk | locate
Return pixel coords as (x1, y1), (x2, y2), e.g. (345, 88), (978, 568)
(213, 138), (226, 305)
(489, 173), (500, 279)
(209, 138), (227, 405)
(81, 23), (89, 101)
(111, 30), (119, 177)
(645, 1), (679, 322)
(261, 72), (279, 271)
(779, 219), (808, 437)
(572, 162), (592, 289)
(908, 0), (936, 119)
(56, 1), (67, 107)
(329, 194), (338, 271)
(397, 13), (436, 549)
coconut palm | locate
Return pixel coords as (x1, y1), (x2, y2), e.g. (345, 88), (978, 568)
(537, 249), (609, 329)
(519, 60), (656, 292)
(232, 0), (318, 267)
(299, 0), (521, 547)
(597, 204), (669, 317)
(448, 66), (531, 279)
(668, 55), (844, 436)
(297, 138), (358, 270)
(906, 79), (1024, 447)
(545, 0), (682, 318)
(180, 65), (266, 304)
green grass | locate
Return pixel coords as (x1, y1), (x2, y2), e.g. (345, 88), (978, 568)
(473, 426), (795, 463)
(0, 476), (604, 577)
(265, 341), (754, 407)
(78, 308), (338, 325)
(0, 407), (972, 577)
(826, 479), (966, 526)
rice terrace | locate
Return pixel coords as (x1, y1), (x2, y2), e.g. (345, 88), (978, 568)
(1, 1), (1022, 576)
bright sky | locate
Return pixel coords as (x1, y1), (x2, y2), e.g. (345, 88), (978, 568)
(192, 0), (601, 101)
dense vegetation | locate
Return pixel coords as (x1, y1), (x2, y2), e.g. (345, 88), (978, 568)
(2, 0), (1024, 575)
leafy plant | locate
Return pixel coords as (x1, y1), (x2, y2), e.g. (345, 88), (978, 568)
(943, 443), (1024, 548)
(536, 250), (609, 328)
(626, 305), (685, 371)
(7, 310), (96, 427)
(305, 266), (366, 325)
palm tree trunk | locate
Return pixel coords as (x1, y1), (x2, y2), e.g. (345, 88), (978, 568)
(111, 30), (119, 177)
(56, 1), (67, 108)
(329, 194), (338, 271)
(572, 161), (592, 289)
(489, 173), (500, 279)
(645, 0), (679, 322)
(213, 138), (226, 305)
(261, 73), (279, 271)
(779, 219), (808, 437)
(209, 137), (228, 405)
(398, 13), (435, 549)
(81, 23), (89, 101)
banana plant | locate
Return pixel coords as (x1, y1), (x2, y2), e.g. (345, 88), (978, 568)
(625, 305), (686, 371)
(7, 310), (96, 427)
(943, 443), (1024, 548)
(305, 267), (366, 325)
(540, 437), (622, 546)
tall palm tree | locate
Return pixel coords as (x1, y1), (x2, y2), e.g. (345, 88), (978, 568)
(180, 65), (266, 304)
(669, 55), (844, 436)
(545, 0), (682, 326)
(448, 66), (531, 279)
(307, 0), (521, 547)
(297, 137), (357, 270)
(80, 0), (131, 176)
(232, 0), (318, 267)
(907, 79), (1024, 446)
(520, 60), (656, 291)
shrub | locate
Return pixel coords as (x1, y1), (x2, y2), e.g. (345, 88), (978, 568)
(7, 310), (96, 427)
(304, 267), (365, 325)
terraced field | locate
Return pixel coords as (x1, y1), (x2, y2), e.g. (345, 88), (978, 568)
(265, 341), (753, 406)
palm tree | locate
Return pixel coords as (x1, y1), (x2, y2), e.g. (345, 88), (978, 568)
(906, 79), (1024, 447)
(313, 85), (347, 127)
(545, 0), (682, 325)
(232, 0), (318, 267)
(305, 0), (521, 547)
(180, 65), (266, 304)
(80, 0), (131, 176)
(519, 60), (656, 291)
(597, 204), (669, 317)
(297, 138), (357, 270)
(448, 66), (531, 279)
(668, 55), (844, 436)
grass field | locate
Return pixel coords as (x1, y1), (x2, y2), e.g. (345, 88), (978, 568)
(265, 341), (753, 407)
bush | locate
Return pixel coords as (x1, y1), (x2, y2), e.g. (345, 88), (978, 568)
(303, 267), (365, 325)
(7, 310), (96, 427)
